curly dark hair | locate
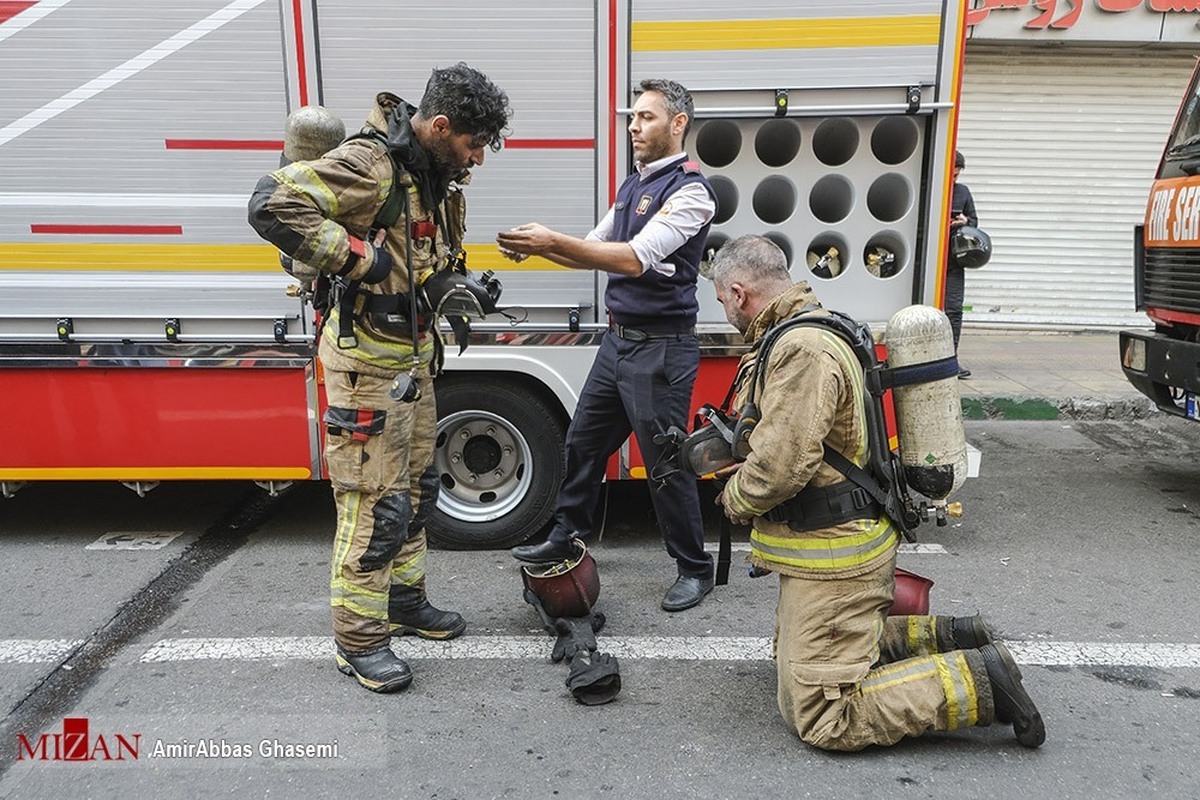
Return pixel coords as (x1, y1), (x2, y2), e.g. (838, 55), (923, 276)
(636, 78), (695, 137)
(419, 62), (512, 152)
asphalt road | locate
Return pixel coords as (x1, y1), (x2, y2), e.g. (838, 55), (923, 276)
(2, 419), (1199, 799)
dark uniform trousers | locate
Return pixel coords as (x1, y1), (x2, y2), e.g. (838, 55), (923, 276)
(944, 262), (966, 350)
(548, 329), (713, 579)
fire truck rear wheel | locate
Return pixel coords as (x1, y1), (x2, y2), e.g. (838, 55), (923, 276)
(426, 377), (567, 550)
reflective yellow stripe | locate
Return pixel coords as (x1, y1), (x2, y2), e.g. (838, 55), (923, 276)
(321, 315), (438, 372)
(330, 595), (388, 620)
(751, 521), (897, 570)
(331, 491), (361, 592)
(935, 651), (979, 729)
(0, 243), (558, 273)
(725, 473), (768, 518)
(860, 657), (938, 695)
(277, 164), (339, 218)
(391, 549), (426, 587)
(632, 15), (941, 52)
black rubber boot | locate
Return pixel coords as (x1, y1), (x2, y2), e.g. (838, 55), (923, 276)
(934, 613), (994, 652)
(951, 613), (995, 650)
(335, 643), (413, 693)
(389, 587), (466, 640)
(980, 642), (1045, 748)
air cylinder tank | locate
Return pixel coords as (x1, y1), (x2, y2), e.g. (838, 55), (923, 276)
(884, 305), (968, 501)
(282, 105), (346, 164)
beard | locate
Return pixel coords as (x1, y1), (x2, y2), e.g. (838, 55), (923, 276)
(427, 137), (466, 176)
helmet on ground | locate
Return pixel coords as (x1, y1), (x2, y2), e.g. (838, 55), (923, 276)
(521, 540), (600, 618)
(892, 567), (933, 616)
(952, 226), (992, 269)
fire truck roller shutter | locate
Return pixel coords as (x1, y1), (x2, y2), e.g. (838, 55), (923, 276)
(427, 376), (568, 550)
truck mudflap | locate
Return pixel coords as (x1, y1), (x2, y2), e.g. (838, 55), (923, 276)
(1120, 329), (1200, 419)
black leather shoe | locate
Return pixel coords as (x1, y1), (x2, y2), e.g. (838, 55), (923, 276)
(980, 642), (1045, 748)
(335, 643), (413, 693)
(511, 538), (577, 565)
(958, 368), (972, 379)
(661, 575), (714, 612)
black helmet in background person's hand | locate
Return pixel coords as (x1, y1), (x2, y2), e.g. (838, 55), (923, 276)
(952, 225), (992, 269)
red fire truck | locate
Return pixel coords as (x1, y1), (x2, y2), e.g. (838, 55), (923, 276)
(1121, 60), (1200, 420)
(0, 0), (968, 548)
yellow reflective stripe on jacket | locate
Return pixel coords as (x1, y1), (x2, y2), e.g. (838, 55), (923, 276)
(725, 473), (769, 517)
(750, 519), (897, 571)
(320, 312), (437, 372)
(277, 163), (340, 218)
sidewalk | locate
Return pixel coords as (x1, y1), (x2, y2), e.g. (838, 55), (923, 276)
(953, 328), (1157, 420)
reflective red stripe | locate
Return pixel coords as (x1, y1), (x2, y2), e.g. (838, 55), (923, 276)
(166, 139), (283, 150)
(0, 1), (35, 25)
(505, 139), (594, 149)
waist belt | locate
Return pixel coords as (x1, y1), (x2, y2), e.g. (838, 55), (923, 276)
(609, 324), (695, 341)
(360, 292), (431, 330)
(763, 479), (882, 532)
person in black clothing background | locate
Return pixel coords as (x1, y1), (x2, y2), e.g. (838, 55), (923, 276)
(947, 150), (977, 379)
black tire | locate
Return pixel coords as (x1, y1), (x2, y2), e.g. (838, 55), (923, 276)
(426, 376), (566, 550)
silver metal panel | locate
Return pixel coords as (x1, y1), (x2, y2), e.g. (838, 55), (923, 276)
(1, 0), (286, 205)
(674, 114), (929, 326)
(314, 0), (601, 324)
(631, 48), (941, 93)
(0, 272), (306, 342)
(629, 1), (946, 91)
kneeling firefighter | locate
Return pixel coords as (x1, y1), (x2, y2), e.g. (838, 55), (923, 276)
(248, 64), (512, 693)
(691, 234), (1045, 750)
(521, 541), (622, 705)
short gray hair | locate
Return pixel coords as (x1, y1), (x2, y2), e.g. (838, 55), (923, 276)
(636, 78), (695, 136)
(709, 235), (791, 291)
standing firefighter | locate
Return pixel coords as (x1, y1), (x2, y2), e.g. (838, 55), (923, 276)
(709, 235), (1045, 750)
(248, 63), (511, 693)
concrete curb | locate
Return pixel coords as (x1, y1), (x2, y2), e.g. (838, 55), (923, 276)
(961, 396), (1159, 421)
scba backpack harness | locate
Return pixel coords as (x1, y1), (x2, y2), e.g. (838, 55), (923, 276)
(656, 308), (959, 585)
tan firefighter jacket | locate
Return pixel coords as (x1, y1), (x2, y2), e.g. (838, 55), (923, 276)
(722, 282), (898, 579)
(248, 92), (468, 377)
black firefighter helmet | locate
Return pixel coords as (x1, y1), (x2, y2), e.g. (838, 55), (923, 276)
(952, 225), (992, 269)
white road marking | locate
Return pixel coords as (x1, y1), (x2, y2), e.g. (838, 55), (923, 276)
(0, 639), (83, 664)
(86, 531), (183, 551)
(0, 0), (268, 148)
(122, 636), (1200, 669)
(705, 542), (946, 554)
(0, 0), (72, 44)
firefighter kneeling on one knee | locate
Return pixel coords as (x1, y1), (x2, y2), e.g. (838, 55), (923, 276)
(248, 64), (511, 693)
(708, 234), (1045, 750)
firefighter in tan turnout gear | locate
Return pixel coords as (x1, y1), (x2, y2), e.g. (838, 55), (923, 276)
(248, 63), (511, 693)
(709, 235), (1045, 750)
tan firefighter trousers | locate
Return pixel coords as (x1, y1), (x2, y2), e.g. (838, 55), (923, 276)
(775, 552), (993, 751)
(323, 366), (438, 652)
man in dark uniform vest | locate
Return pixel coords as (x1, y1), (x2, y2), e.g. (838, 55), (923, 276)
(497, 78), (718, 611)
